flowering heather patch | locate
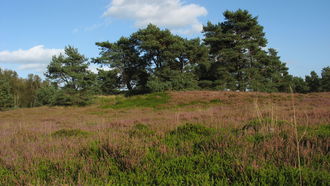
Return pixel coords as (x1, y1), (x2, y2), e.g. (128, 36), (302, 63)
(0, 91), (329, 184)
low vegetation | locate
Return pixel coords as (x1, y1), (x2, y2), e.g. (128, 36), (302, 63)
(0, 91), (329, 185)
(99, 92), (170, 109)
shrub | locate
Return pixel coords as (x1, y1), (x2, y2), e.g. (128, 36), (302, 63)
(35, 85), (58, 106)
(53, 90), (93, 106)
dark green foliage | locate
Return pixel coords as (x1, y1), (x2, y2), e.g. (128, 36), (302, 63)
(290, 76), (309, 93)
(147, 68), (198, 92)
(94, 37), (148, 93)
(95, 24), (207, 94)
(0, 68), (46, 109)
(97, 69), (121, 95)
(320, 66), (330, 91)
(203, 10), (291, 92)
(45, 46), (96, 106)
(35, 85), (58, 106)
(52, 89), (93, 106)
(100, 92), (170, 109)
(306, 71), (321, 92)
(51, 129), (89, 138)
(19, 74), (43, 107)
(198, 80), (213, 89)
(0, 79), (14, 110)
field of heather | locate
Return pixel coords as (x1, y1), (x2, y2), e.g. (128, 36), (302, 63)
(0, 91), (329, 185)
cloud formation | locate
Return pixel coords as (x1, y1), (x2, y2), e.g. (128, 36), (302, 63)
(103, 0), (207, 34)
(17, 64), (47, 72)
(0, 45), (63, 72)
(0, 45), (63, 64)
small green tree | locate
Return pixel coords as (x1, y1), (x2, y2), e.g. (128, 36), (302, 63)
(45, 46), (96, 105)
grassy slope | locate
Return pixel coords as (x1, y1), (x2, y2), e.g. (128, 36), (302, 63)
(0, 91), (329, 185)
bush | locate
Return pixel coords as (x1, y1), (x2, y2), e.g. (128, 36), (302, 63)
(35, 85), (58, 106)
(53, 90), (93, 106)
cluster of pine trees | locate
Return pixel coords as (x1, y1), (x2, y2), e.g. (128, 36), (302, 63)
(1, 10), (329, 109)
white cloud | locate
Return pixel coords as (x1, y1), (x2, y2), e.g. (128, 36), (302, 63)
(0, 45), (63, 64)
(18, 63), (47, 72)
(103, 0), (207, 34)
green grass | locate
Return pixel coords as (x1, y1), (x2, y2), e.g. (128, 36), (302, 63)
(0, 166), (16, 185)
(99, 92), (170, 109)
(299, 124), (330, 139)
(51, 129), (90, 138)
(129, 124), (155, 138)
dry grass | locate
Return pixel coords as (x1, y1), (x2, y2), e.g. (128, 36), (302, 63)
(0, 91), (329, 184)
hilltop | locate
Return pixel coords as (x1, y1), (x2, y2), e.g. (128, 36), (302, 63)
(0, 91), (329, 184)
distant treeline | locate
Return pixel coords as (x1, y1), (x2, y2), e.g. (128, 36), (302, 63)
(1, 9), (330, 109)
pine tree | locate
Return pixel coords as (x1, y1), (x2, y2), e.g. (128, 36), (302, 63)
(45, 46), (96, 105)
(203, 9), (290, 92)
(305, 71), (321, 92)
(321, 66), (330, 91)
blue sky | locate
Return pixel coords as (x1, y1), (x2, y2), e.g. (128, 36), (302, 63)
(0, 0), (329, 78)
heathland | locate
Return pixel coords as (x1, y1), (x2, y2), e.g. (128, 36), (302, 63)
(0, 91), (329, 185)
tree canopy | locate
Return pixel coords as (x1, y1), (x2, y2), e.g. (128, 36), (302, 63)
(1, 9), (329, 109)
